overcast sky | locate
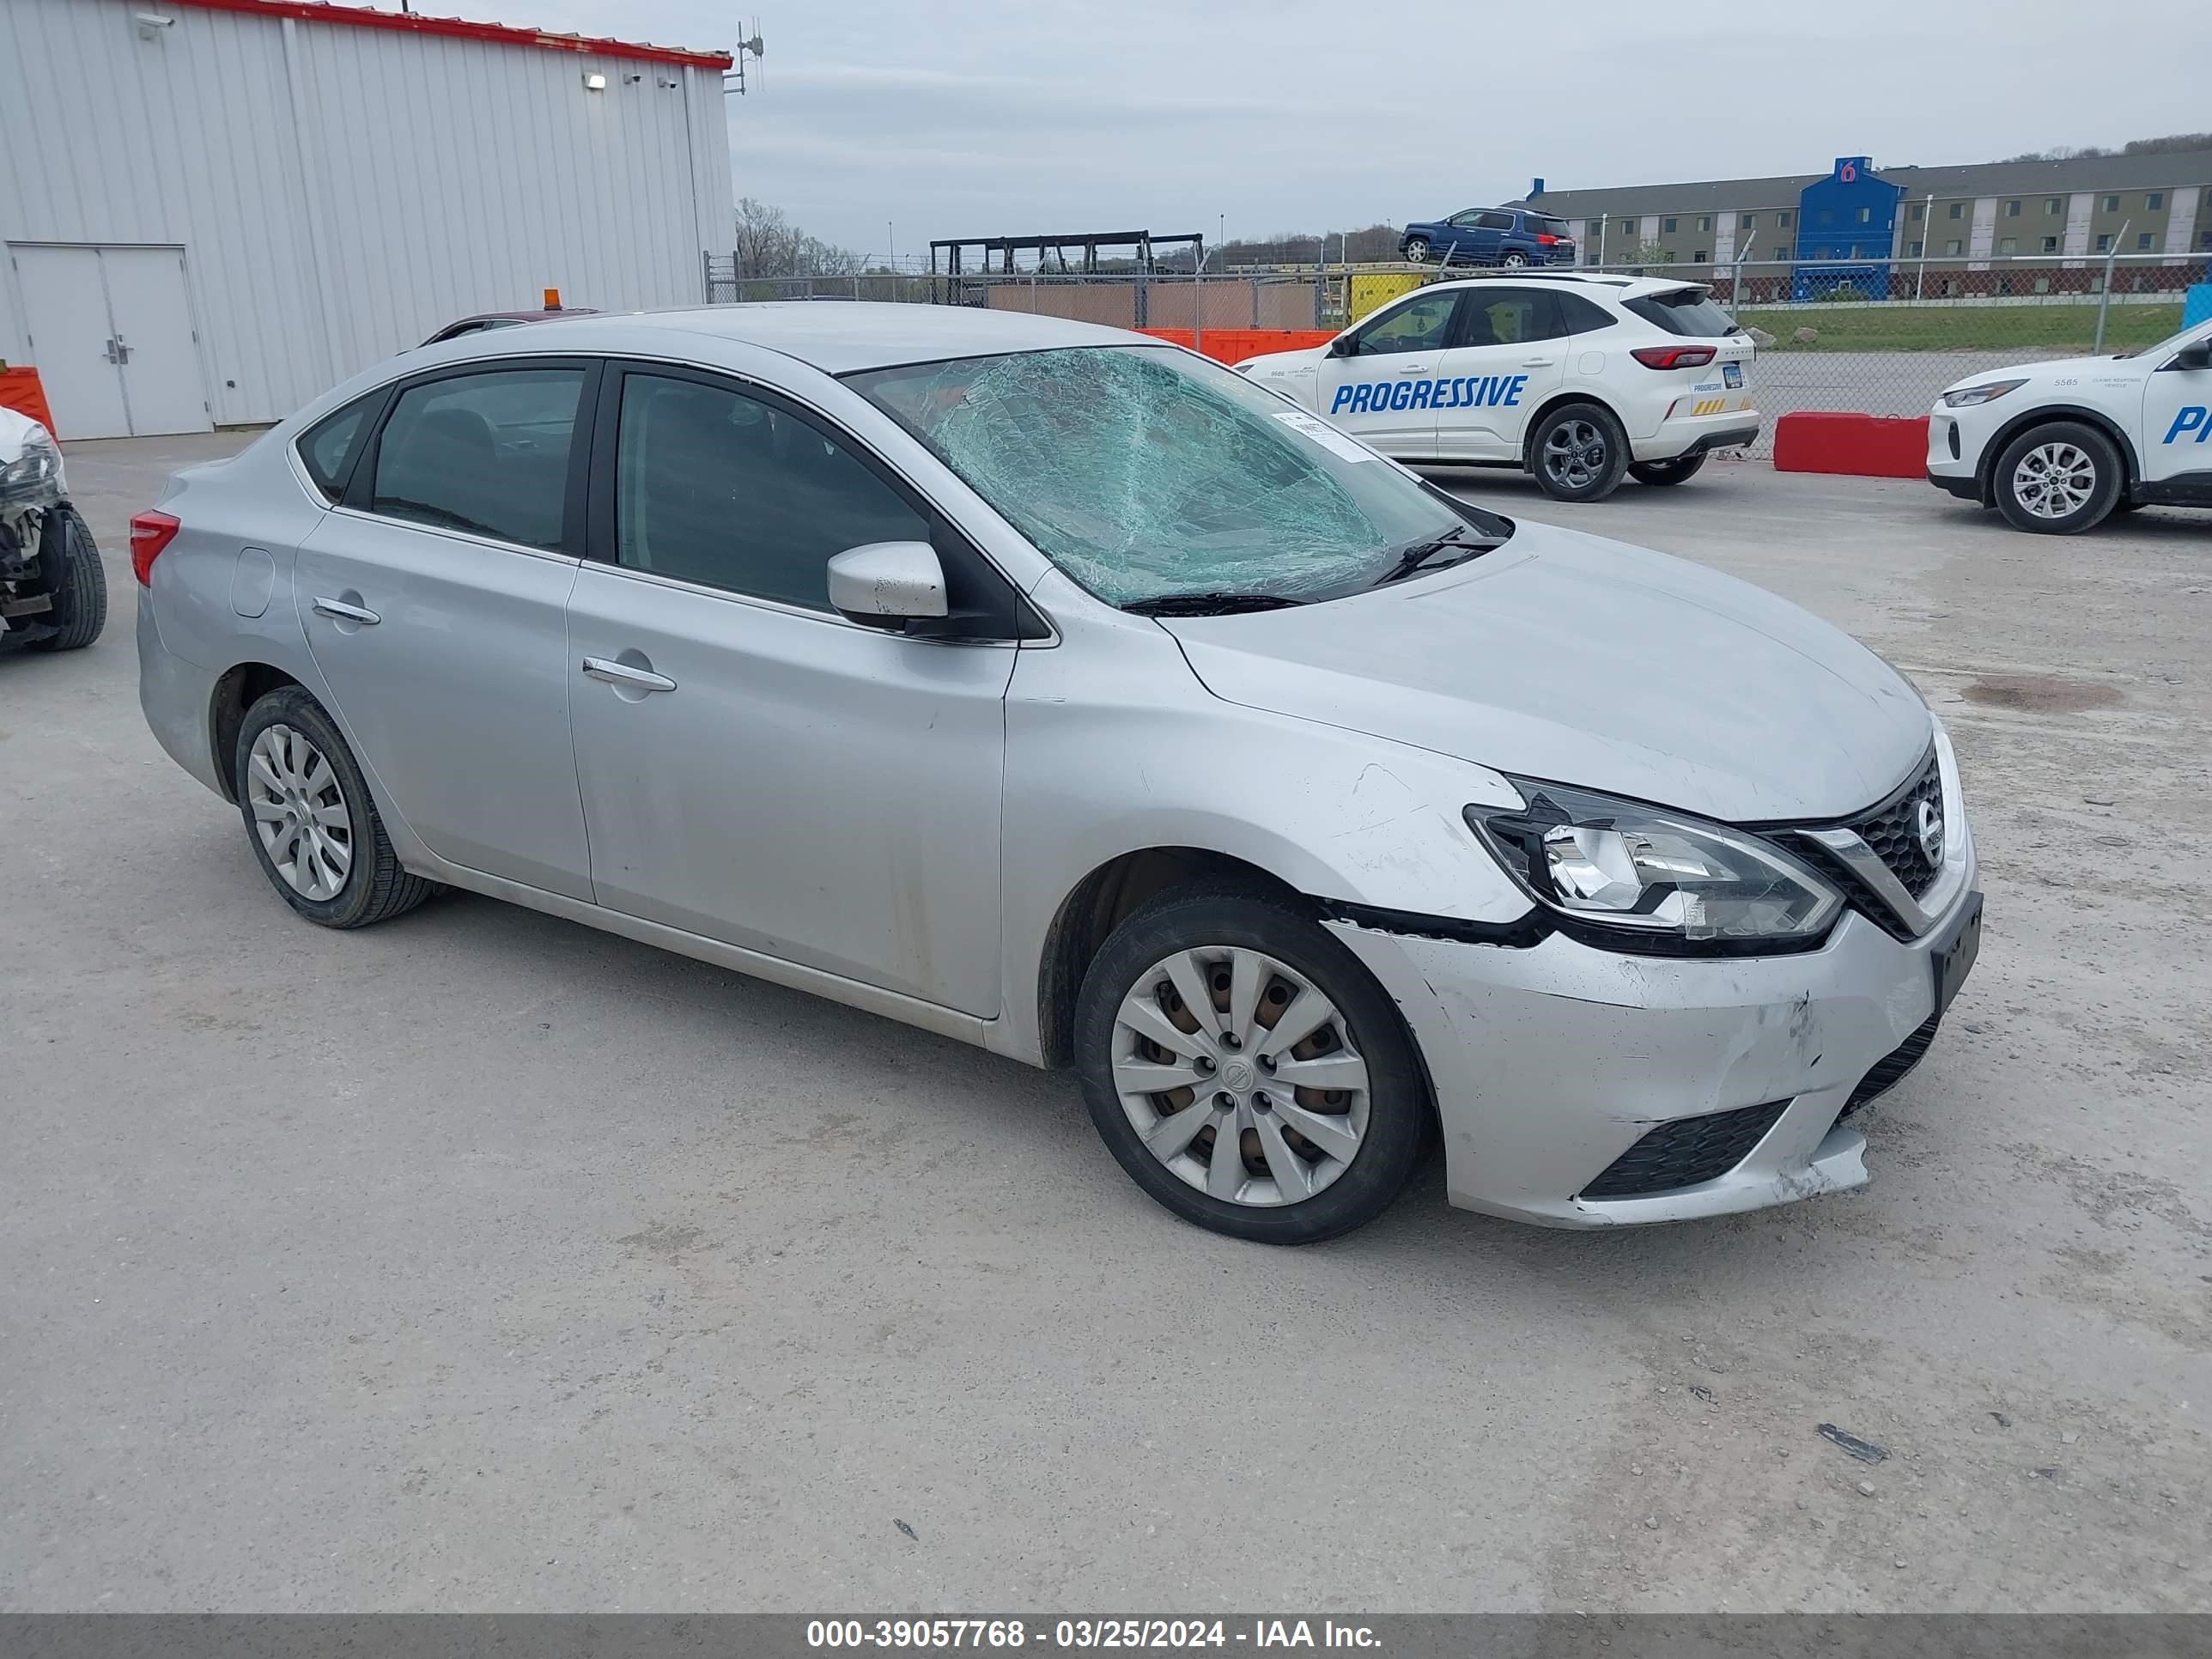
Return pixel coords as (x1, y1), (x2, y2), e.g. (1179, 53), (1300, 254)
(496, 0), (2205, 260)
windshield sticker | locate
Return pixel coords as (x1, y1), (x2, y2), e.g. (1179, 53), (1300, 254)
(1329, 374), (1528, 416)
(1272, 410), (1376, 462)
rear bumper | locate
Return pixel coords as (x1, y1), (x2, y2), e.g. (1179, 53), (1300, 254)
(1635, 418), (1762, 464)
(1327, 840), (1978, 1228)
(137, 599), (227, 799)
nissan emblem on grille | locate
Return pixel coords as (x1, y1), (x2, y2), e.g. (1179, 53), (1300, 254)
(1916, 799), (1944, 865)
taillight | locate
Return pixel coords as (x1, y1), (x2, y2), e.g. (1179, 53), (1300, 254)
(129, 510), (180, 586)
(1535, 234), (1558, 246)
(1631, 345), (1718, 370)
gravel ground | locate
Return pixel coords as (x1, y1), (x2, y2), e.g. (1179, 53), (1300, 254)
(2, 434), (2207, 1613)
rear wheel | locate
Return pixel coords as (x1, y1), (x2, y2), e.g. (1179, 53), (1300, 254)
(1991, 421), (2121, 534)
(1073, 888), (1427, 1243)
(1628, 453), (1708, 487)
(1528, 401), (1631, 501)
(1404, 238), (1431, 263)
(234, 686), (434, 928)
(29, 507), (106, 652)
(1500, 250), (1531, 269)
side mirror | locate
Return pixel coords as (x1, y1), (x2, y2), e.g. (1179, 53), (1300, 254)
(2173, 339), (2212, 371)
(1327, 335), (1357, 358)
(827, 541), (949, 629)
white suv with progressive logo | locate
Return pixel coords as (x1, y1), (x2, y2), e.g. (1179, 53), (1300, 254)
(1236, 273), (1761, 501)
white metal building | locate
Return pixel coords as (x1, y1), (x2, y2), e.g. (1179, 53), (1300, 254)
(0, 0), (735, 439)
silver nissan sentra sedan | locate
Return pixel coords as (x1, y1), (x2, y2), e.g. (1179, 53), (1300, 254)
(135, 304), (1981, 1243)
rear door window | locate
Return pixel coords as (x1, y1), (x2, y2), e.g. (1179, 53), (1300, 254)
(1553, 293), (1618, 336)
(367, 367), (587, 550)
(1457, 289), (1563, 347)
(1476, 212), (1516, 231)
(1624, 289), (1740, 337)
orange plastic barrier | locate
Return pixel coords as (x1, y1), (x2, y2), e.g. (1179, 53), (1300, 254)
(0, 368), (58, 438)
(1773, 411), (1929, 479)
(1138, 327), (1336, 366)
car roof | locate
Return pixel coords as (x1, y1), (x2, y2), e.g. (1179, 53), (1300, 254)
(1424, 272), (1702, 299)
(494, 302), (1144, 374)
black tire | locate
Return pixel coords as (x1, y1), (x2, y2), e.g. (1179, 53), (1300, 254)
(30, 507), (106, 652)
(2109, 495), (2141, 514)
(1500, 250), (1531, 269)
(1990, 420), (2122, 535)
(1628, 453), (1708, 487)
(234, 685), (434, 929)
(1073, 886), (1428, 1244)
(1403, 238), (1431, 263)
(1528, 400), (1631, 502)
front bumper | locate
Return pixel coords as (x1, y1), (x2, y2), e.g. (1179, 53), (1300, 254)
(1926, 412), (1980, 499)
(1327, 842), (1978, 1228)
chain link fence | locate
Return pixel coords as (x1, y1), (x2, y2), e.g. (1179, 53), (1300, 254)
(702, 252), (2209, 459)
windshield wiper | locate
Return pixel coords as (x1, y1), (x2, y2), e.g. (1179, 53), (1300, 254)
(1122, 592), (1307, 617)
(1370, 524), (1504, 587)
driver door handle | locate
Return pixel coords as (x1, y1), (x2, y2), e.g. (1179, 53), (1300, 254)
(1398, 362), (1431, 374)
(312, 596), (380, 624)
(582, 656), (677, 694)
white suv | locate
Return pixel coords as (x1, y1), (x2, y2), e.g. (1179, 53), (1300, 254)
(1925, 316), (2212, 533)
(1236, 273), (1762, 501)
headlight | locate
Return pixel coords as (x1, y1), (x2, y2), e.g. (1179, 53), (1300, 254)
(1466, 779), (1843, 952)
(0, 427), (64, 510)
(1941, 379), (2026, 408)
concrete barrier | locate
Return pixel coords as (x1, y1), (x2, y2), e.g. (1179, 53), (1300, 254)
(1773, 410), (1929, 478)
(1137, 327), (1335, 366)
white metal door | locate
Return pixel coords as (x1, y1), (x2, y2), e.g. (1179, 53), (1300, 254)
(100, 246), (212, 437)
(11, 246), (130, 440)
(8, 244), (210, 439)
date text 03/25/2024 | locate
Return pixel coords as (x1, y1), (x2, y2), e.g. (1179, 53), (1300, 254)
(805, 1619), (1381, 1649)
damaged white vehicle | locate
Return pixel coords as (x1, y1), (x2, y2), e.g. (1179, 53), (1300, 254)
(1, 406), (106, 653)
(136, 307), (1979, 1242)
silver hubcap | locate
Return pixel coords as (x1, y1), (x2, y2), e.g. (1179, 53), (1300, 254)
(1543, 419), (1608, 489)
(2012, 442), (2096, 519)
(246, 724), (352, 901)
(1407, 242), (1429, 262)
(1111, 947), (1370, 1207)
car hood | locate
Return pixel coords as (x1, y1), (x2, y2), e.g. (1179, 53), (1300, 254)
(1940, 352), (2143, 395)
(1158, 523), (1932, 823)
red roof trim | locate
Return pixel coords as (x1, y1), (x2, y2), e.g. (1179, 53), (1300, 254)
(167, 0), (733, 70)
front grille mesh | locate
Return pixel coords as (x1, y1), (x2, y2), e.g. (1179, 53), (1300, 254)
(1580, 1098), (1791, 1200)
(1847, 749), (1945, 900)
(1838, 1012), (1941, 1120)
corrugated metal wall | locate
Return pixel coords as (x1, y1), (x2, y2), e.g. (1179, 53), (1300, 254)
(0, 0), (733, 425)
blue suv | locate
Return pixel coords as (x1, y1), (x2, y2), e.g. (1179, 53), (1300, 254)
(1398, 208), (1577, 268)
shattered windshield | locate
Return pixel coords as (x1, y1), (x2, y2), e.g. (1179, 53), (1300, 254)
(847, 345), (1487, 606)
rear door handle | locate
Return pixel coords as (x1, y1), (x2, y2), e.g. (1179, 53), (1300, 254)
(582, 656), (677, 694)
(312, 596), (380, 624)
(1521, 358), (1558, 368)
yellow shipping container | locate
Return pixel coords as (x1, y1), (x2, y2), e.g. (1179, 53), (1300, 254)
(1348, 272), (1426, 323)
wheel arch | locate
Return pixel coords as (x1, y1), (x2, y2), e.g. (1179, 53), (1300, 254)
(1036, 847), (1307, 1070)
(1519, 389), (1624, 470)
(1976, 404), (2142, 505)
(208, 661), (306, 802)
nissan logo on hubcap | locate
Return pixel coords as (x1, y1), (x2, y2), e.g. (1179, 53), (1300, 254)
(1221, 1060), (1255, 1092)
(1916, 799), (1944, 864)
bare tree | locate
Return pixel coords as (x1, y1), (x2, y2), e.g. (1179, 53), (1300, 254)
(732, 198), (865, 279)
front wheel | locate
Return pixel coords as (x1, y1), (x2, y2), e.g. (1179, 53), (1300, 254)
(1628, 453), (1708, 487)
(1403, 239), (1431, 263)
(30, 506), (106, 652)
(1528, 401), (1631, 501)
(1991, 421), (2122, 534)
(1073, 889), (1428, 1243)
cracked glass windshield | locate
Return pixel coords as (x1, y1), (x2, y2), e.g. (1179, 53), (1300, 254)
(848, 345), (1493, 606)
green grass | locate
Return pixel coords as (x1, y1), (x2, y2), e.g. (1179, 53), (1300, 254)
(1737, 301), (2184, 354)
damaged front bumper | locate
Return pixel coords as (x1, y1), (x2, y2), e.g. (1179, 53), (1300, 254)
(1326, 857), (1978, 1227)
